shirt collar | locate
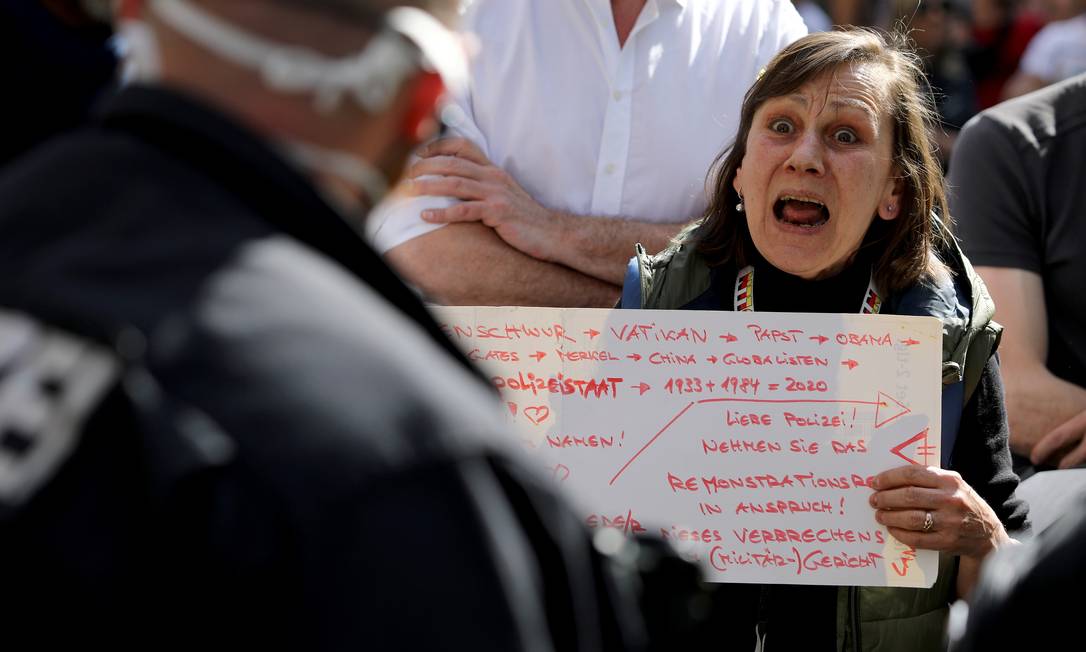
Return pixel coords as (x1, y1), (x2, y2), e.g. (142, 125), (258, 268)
(582, 0), (685, 42)
(585, 0), (687, 18)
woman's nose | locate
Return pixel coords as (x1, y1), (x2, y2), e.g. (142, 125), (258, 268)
(784, 130), (825, 176)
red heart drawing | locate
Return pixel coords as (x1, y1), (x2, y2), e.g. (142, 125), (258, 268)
(524, 405), (550, 426)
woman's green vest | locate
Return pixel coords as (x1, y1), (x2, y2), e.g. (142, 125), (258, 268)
(632, 231), (1001, 652)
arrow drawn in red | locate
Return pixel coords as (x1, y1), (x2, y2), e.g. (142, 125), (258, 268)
(610, 392), (914, 484)
(874, 392), (911, 428)
(719, 333), (738, 342)
(583, 328), (600, 339)
(631, 382), (651, 396)
(810, 335), (829, 345)
(900, 338), (921, 346)
(706, 356), (718, 364)
(626, 353), (642, 362)
(529, 351), (546, 362)
(890, 428), (933, 466)
(610, 402), (696, 485)
(841, 359), (859, 370)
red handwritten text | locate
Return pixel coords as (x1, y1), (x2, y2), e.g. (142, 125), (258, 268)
(734, 499), (835, 515)
(701, 438), (783, 455)
(467, 348), (520, 363)
(666, 471), (876, 495)
(491, 372), (623, 399)
(747, 325), (805, 343)
(546, 434), (614, 449)
(660, 526), (723, 543)
(610, 323), (708, 343)
(835, 332), (893, 347)
(585, 512), (646, 534)
(721, 353), (829, 367)
(474, 323), (576, 343)
(554, 347), (620, 362)
(733, 528), (886, 545)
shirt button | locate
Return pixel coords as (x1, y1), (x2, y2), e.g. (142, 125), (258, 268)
(604, 163), (616, 175)
(612, 90), (623, 101)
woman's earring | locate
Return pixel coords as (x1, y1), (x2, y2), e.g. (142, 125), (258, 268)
(736, 193), (745, 213)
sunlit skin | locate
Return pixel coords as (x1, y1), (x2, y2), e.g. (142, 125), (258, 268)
(733, 63), (904, 280)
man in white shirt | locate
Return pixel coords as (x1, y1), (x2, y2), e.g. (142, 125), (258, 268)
(369, 0), (807, 306)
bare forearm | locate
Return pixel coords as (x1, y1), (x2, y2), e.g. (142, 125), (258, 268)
(1002, 73), (1048, 101)
(1003, 367), (1086, 456)
(385, 223), (621, 307)
(973, 266), (1086, 454)
(403, 139), (690, 286)
(956, 536), (1019, 601)
(957, 554), (982, 600)
(547, 212), (689, 285)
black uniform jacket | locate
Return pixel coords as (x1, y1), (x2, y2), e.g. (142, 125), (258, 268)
(0, 86), (641, 651)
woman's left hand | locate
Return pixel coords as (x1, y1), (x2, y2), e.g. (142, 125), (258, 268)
(869, 465), (1011, 561)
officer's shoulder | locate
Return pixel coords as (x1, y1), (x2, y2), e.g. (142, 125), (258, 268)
(162, 236), (516, 480)
(0, 125), (249, 235)
(0, 308), (121, 515)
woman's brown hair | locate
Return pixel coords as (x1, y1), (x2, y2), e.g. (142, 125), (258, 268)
(691, 28), (951, 294)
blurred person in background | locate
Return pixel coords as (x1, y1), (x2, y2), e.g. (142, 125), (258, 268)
(949, 73), (1086, 476)
(825, 0), (900, 26)
(1003, 0), (1086, 97)
(894, 0), (977, 165)
(825, 0), (868, 24)
(964, 0), (1045, 108)
(793, 0), (834, 32)
(0, 1), (652, 649)
(948, 488), (1086, 651)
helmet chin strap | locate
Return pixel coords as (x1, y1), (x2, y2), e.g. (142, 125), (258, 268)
(278, 139), (389, 213)
(116, 18), (161, 82)
(147, 0), (421, 114)
(137, 0), (464, 210)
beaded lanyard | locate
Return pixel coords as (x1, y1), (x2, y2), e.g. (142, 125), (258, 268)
(734, 265), (881, 314)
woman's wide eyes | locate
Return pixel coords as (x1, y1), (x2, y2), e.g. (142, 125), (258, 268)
(833, 128), (858, 144)
(769, 119), (793, 134)
(766, 120), (859, 144)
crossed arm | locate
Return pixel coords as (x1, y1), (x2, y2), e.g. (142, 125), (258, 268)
(978, 266), (1086, 468)
(384, 138), (689, 307)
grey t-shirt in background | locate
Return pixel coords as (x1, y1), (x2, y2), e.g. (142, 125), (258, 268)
(947, 73), (1086, 388)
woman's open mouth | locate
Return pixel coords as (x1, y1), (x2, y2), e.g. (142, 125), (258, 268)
(773, 194), (829, 228)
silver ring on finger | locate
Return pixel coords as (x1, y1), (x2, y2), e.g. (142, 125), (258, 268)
(922, 511), (935, 533)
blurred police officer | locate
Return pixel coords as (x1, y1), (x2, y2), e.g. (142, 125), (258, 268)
(949, 489), (1086, 652)
(0, 1), (644, 649)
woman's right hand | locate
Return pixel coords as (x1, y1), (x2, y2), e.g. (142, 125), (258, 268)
(868, 464), (1011, 562)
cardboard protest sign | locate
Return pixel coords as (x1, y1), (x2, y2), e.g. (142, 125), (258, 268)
(434, 307), (942, 587)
